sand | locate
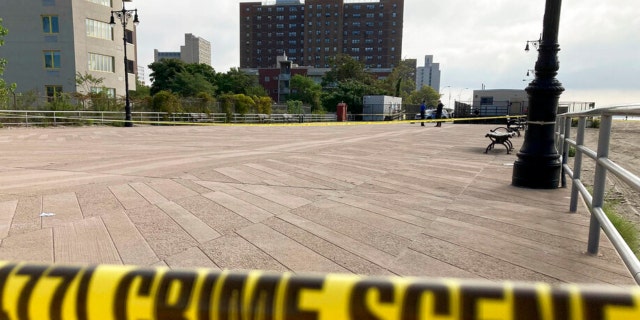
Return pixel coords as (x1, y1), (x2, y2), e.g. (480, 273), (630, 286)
(574, 120), (640, 226)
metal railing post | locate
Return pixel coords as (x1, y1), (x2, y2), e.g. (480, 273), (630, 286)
(561, 116), (571, 187)
(587, 115), (613, 255)
(570, 117), (586, 212)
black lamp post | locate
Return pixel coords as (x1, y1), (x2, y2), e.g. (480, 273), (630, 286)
(512, 0), (564, 188)
(110, 2), (139, 127)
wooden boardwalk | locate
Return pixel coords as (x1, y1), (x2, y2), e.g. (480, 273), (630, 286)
(0, 123), (634, 285)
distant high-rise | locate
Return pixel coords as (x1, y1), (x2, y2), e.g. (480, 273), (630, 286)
(416, 55), (440, 92)
(239, 0), (404, 69)
(154, 33), (211, 65)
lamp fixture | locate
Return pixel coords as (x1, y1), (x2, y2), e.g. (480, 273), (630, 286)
(525, 34), (542, 52)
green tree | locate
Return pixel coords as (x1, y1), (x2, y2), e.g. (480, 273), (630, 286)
(254, 96), (272, 114)
(0, 19), (14, 109)
(218, 93), (234, 121)
(185, 63), (217, 85)
(406, 85), (441, 106)
(174, 72), (216, 97)
(322, 54), (375, 87)
(286, 100), (303, 114)
(215, 68), (258, 95)
(74, 72), (104, 109)
(148, 59), (187, 95)
(130, 79), (151, 100)
(321, 79), (385, 115)
(232, 94), (255, 115)
(382, 60), (418, 99)
(193, 92), (215, 114)
(151, 90), (182, 114)
(290, 75), (321, 111)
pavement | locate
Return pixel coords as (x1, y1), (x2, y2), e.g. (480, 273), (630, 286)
(0, 122), (634, 285)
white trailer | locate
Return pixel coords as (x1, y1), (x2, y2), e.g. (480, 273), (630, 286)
(362, 95), (403, 121)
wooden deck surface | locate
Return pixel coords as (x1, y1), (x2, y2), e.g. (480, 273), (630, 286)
(0, 122), (633, 285)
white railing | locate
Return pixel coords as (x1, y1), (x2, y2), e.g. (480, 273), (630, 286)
(0, 110), (338, 126)
(556, 104), (640, 284)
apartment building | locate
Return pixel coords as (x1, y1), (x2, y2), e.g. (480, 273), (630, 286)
(239, 0), (404, 69)
(154, 33), (212, 66)
(0, 0), (138, 101)
(416, 55), (441, 92)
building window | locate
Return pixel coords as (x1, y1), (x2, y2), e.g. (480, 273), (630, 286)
(91, 87), (116, 98)
(86, 19), (112, 40)
(125, 29), (134, 44)
(45, 85), (63, 101)
(42, 15), (59, 34)
(87, 0), (111, 6)
(126, 59), (134, 74)
(88, 53), (114, 72)
(43, 50), (61, 69)
(480, 97), (494, 105)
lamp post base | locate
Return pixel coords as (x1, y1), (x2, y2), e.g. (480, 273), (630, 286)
(512, 154), (561, 189)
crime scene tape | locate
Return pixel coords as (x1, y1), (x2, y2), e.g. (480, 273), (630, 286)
(0, 261), (639, 319)
(0, 111), (525, 127)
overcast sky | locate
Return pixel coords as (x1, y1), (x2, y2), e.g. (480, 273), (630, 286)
(132, 0), (639, 107)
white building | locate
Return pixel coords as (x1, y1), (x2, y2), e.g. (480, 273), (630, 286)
(0, 0), (138, 101)
(154, 33), (211, 66)
(415, 55), (441, 92)
(472, 89), (528, 116)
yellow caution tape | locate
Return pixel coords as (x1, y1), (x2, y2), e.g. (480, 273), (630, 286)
(0, 112), (525, 127)
(0, 261), (638, 319)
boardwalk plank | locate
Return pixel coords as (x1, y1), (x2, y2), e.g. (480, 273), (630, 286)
(53, 217), (121, 264)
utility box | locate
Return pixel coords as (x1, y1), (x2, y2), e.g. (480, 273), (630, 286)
(362, 95), (403, 121)
(336, 102), (347, 121)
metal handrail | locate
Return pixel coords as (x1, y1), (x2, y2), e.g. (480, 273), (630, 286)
(0, 110), (338, 126)
(556, 104), (640, 284)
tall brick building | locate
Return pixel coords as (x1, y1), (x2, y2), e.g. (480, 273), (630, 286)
(240, 0), (404, 69)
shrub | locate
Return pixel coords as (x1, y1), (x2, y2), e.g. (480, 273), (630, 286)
(152, 90), (182, 114)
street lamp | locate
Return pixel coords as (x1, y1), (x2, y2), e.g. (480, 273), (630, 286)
(524, 34), (542, 52)
(110, 2), (139, 127)
(457, 87), (469, 103)
(441, 85), (452, 108)
(512, 0), (564, 189)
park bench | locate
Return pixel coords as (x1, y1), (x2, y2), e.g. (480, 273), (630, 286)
(257, 114), (272, 123)
(484, 128), (516, 154)
(506, 117), (526, 137)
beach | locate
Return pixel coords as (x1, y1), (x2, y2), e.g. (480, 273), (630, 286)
(578, 120), (640, 228)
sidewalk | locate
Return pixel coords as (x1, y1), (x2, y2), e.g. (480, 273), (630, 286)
(0, 123), (633, 285)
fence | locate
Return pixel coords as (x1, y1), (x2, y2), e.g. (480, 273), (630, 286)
(0, 110), (337, 126)
(556, 103), (640, 284)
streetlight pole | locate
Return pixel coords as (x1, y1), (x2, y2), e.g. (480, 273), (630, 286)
(110, 2), (139, 127)
(457, 87), (469, 103)
(512, 0), (564, 188)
